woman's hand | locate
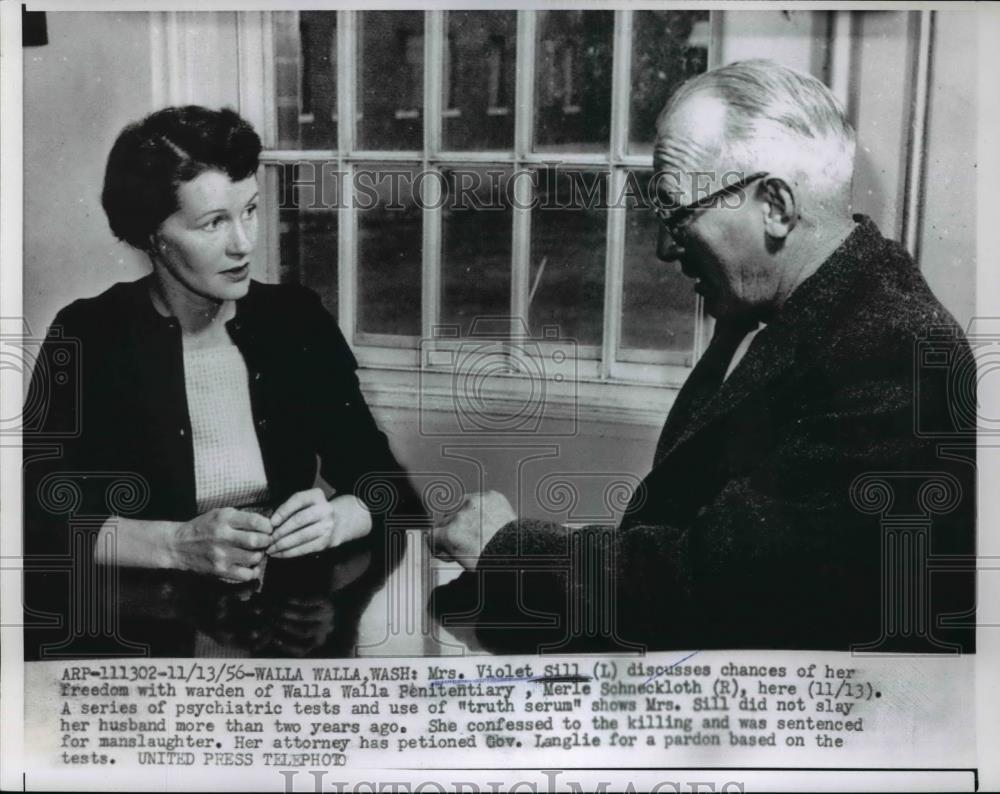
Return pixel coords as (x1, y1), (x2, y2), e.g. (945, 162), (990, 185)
(268, 489), (372, 559)
(170, 507), (273, 582)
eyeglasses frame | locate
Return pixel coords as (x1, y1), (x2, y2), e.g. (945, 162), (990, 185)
(653, 171), (770, 241)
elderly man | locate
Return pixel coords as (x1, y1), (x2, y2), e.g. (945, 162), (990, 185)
(431, 60), (975, 653)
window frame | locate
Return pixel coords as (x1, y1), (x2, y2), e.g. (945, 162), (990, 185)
(236, 9), (719, 422)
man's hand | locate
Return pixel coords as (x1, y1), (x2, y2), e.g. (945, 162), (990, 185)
(269, 490), (373, 558)
(430, 491), (516, 571)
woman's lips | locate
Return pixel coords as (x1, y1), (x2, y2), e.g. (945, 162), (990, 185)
(222, 263), (250, 280)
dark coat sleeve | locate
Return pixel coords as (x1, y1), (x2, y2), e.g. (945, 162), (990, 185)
(296, 289), (427, 527)
(458, 330), (975, 654)
(23, 303), (118, 561)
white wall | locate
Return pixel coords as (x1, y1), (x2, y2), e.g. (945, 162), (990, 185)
(23, 11), (244, 340)
(848, 11), (912, 240)
(717, 9), (829, 76)
(23, 12), (153, 340)
(919, 10), (977, 329)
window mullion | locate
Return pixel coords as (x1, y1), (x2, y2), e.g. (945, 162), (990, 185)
(514, 11), (535, 163)
(337, 11), (355, 155)
(423, 11), (444, 341)
(260, 162), (281, 286)
(510, 10), (536, 335)
(693, 8), (721, 362)
(708, 11), (723, 69)
(602, 168), (626, 380)
(337, 10), (356, 342)
(425, 12), (443, 156)
(237, 12), (280, 284)
(601, 10), (632, 378)
(609, 10), (631, 162)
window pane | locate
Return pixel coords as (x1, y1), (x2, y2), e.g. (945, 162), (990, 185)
(440, 166), (513, 336)
(275, 163), (339, 317)
(621, 170), (696, 354)
(357, 164), (423, 336)
(529, 168), (606, 346)
(443, 11), (517, 151)
(534, 10), (614, 153)
(357, 12), (424, 151)
(628, 11), (710, 156)
(272, 12), (338, 150)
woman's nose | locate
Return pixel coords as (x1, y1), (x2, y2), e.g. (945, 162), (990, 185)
(656, 224), (682, 262)
(228, 218), (255, 255)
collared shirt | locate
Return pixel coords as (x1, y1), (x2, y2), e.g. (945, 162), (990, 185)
(723, 323), (766, 382)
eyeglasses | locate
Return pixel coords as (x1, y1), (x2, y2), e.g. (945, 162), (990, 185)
(653, 171), (769, 241)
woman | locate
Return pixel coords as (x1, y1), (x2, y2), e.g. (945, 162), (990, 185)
(25, 106), (419, 584)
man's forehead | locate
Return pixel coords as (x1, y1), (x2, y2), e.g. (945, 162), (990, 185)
(654, 93), (727, 172)
(653, 138), (714, 173)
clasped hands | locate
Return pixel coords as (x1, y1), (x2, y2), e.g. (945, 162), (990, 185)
(173, 488), (372, 583)
(429, 490), (517, 571)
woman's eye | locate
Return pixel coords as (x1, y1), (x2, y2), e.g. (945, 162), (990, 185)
(203, 216), (225, 231)
(243, 204), (257, 220)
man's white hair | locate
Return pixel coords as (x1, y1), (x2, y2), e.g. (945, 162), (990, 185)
(659, 59), (856, 205)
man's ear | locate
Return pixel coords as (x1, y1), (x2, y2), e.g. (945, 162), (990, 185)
(759, 176), (798, 240)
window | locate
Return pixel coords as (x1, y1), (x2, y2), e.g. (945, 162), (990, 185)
(253, 10), (711, 413)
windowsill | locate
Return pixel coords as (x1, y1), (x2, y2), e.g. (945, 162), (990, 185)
(358, 364), (681, 429)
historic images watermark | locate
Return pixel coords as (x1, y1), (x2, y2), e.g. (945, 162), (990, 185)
(277, 769), (746, 793)
(275, 163), (758, 214)
(418, 318), (579, 438)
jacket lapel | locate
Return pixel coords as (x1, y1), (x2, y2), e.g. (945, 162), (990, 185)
(654, 317), (758, 462)
(655, 320), (799, 464)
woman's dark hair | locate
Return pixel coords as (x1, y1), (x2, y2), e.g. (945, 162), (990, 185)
(101, 106), (262, 250)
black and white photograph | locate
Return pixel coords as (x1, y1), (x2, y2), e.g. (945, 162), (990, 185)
(2, 2), (998, 791)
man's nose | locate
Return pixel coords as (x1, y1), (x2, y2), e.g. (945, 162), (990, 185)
(656, 224), (682, 263)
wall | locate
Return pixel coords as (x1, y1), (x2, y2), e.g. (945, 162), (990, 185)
(846, 11), (913, 241)
(379, 413), (658, 524)
(717, 9), (829, 76)
(919, 10), (977, 330)
(23, 12), (153, 340)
